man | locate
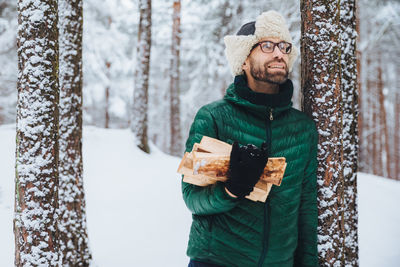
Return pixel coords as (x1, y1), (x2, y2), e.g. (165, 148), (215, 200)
(182, 11), (318, 267)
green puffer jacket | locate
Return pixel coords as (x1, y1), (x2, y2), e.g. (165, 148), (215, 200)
(182, 75), (318, 267)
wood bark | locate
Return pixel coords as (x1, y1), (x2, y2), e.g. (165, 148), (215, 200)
(372, 93), (379, 175)
(365, 53), (374, 174)
(374, 58), (383, 177)
(15, 0), (60, 265)
(58, 0), (91, 265)
(301, 0), (359, 265)
(170, 0), (182, 156)
(131, 0), (151, 153)
(356, 0), (363, 173)
(105, 61), (111, 129)
(340, 0), (359, 264)
(377, 56), (391, 178)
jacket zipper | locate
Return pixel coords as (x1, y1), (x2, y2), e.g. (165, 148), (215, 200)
(269, 108), (274, 121)
(257, 107), (273, 267)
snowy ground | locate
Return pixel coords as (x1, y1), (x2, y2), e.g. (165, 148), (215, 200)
(0, 125), (399, 266)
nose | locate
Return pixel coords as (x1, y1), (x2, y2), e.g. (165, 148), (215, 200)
(272, 46), (284, 59)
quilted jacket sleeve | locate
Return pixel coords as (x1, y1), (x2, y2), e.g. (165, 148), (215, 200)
(294, 123), (319, 267)
(181, 105), (239, 216)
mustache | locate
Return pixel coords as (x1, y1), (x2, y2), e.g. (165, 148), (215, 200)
(264, 60), (288, 70)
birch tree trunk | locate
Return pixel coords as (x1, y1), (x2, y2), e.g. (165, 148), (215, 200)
(170, 0), (182, 156)
(15, 0), (60, 265)
(340, 0), (359, 264)
(58, 0), (91, 265)
(131, 0), (151, 153)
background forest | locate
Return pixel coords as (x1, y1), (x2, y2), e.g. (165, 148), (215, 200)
(0, 0), (399, 266)
(1, 0), (398, 180)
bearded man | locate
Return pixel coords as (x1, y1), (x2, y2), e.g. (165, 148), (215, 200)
(182, 11), (319, 267)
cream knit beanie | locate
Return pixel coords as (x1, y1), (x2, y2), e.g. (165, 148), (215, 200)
(224, 11), (299, 76)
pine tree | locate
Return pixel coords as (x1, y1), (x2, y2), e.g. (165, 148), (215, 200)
(169, 0), (182, 156)
(15, 0), (60, 265)
(356, 0), (364, 173)
(340, 0), (359, 264)
(301, 0), (358, 265)
(376, 55), (391, 178)
(58, 0), (91, 265)
(131, 0), (152, 153)
(365, 53), (373, 174)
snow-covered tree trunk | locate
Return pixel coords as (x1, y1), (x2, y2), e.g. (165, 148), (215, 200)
(58, 0), (91, 265)
(15, 0), (60, 266)
(395, 72), (400, 180)
(131, 0), (151, 153)
(212, 0), (243, 96)
(169, 0), (182, 156)
(301, 0), (346, 265)
(340, 0), (359, 264)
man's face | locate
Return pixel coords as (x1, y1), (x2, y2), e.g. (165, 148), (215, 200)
(243, 37), (290, 85)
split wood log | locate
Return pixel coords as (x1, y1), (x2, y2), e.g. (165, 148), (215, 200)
(178, 136), (287, 202)
(199, 136), (232, 154)
(192, 152), (286, 186)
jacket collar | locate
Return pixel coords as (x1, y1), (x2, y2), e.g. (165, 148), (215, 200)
(224, 75), (293, 117)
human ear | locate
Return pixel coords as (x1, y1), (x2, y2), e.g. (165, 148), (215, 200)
(242, 58), (249, 71)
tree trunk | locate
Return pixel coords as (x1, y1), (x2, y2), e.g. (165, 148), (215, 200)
(301, 0), (349, 265)
(340, 0), (359, 264)
(356, 0), (364, 172)
(15, 0), (60, 265)
(131, 0), (151, 153)
(372, 94), (379, 175)
(58, 0), (92, 265)
(375, 59), (384, 177)
(0, 106), (3, 125)
(365, 53), (374, 174)
(170, 0), (182, 156)
(105, 86), (110, 128)
(105, 61), (111, 129)
(376, 55), (391, 178)
(395, 70), (400, 180)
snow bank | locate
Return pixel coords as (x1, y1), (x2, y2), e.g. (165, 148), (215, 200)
(0, 125), (399, 266)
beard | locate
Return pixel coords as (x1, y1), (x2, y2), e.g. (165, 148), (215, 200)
(249, 57), (289, 85)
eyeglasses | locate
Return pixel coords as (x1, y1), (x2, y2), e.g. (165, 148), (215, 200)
(252, 41), (292, 54)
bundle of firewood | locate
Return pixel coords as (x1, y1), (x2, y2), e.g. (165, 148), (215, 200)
(177, 136), (287, 202)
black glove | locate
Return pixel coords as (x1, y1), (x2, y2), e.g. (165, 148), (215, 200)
(226, 141), (269, 199)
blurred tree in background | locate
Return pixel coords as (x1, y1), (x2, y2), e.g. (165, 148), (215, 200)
(0, 0), (398, 179)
